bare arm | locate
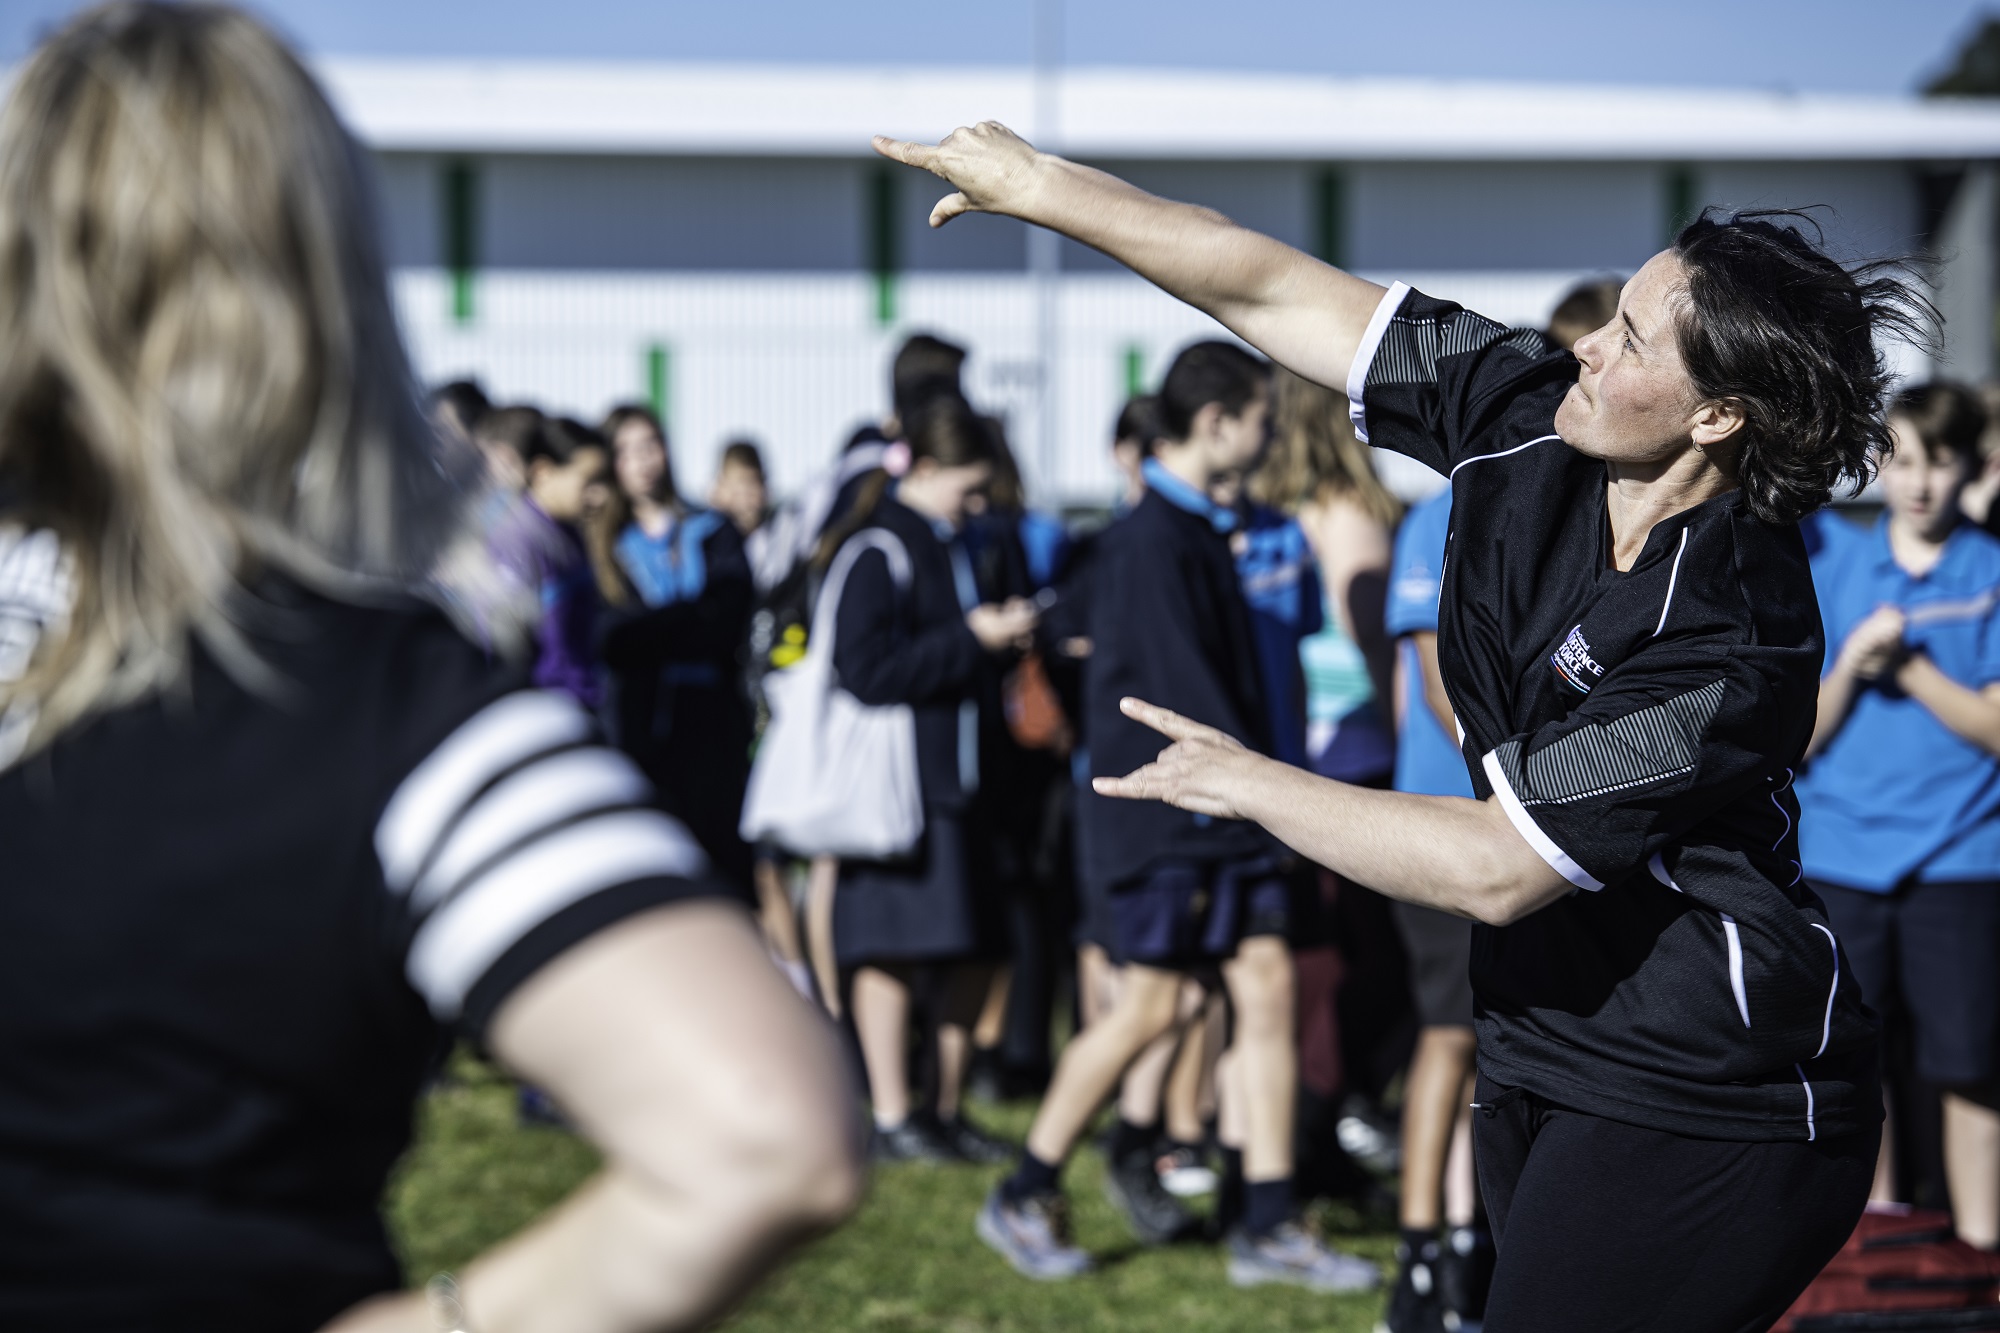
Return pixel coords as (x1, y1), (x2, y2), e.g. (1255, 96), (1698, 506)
(1299, 496), (1396, 708)
(322, 902), (863, 1333)
(873, 123), (1387, 390)
(1412, 632), (1458, 740)
(1094, 698), (1569, 927)
(1897, 656), (2000, 756)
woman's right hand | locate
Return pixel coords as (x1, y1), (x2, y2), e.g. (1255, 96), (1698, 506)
(872, 122), (1046, 229)
(1838, 605), (1907, 680)
(967, 598), (1040, 651)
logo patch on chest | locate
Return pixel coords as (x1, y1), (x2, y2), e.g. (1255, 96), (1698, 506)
(1550, 623), (1605, 693)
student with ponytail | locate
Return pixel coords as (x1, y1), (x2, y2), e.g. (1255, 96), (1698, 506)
(826, 395), (1042, 1163)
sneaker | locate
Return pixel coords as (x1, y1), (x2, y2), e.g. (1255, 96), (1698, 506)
(1336, 1095), (1402, 1177)
(1226, 1221), (1380, 1293)
(975, 1186), (1094, 1280)
(937, 1112), (1016, 1166)
(870, 1116), (955, 1164)
(1154, 1141), (1219, 1198)
(1104, 1148), (1196, 1244)
(1382, 1241), (1449, 1333)
(1439, 1225), (1495, 1322)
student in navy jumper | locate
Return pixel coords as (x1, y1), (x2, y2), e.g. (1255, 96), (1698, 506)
(594, 404), (758, 893)
(828, 396), (1042, 1164)
(977, 341), (1379, 1291)
(879, 122), (1896, 1330)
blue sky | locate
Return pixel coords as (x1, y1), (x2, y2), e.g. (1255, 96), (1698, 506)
(3, 1), (1998, 94)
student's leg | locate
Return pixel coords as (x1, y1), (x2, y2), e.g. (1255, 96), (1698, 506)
(1115, 979), (1204, 1132)
(1077, 943), (1117, 1028)
(1944, 1089), (2000, 1248)
(1220, 934), (1297, 1187)
(1817, 881), (1898, 1200)
(1116, 1025), (1182, 1131)
(852, 964), (913, 1128)
(1900, 879), (2000, 1244)
(1476, 1085), (1876, 1333)
(806, 854), (843, 1019)
(1400, 1025), (1476, 1232)
(1162, 984), (1215, 1147)
(1443, 1082), (1477, 1228)
(974, 966), (1011, 1055)
(936, 961), (999, 1124)
(1020, 963), (1187, 1168)
(753, 854), (810, 999)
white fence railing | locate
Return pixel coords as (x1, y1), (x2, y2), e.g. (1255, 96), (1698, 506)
(392, 268), (1642, 506)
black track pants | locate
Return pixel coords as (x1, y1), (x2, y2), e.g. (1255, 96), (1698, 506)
(1473, 1073), (1877, 1333)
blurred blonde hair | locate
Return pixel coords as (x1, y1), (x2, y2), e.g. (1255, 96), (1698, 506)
(0, 2), (515, 756)
(1250, 368), (1402, 528)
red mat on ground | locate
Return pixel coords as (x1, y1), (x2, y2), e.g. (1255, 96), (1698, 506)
(1779, 1206), (2000, 1331)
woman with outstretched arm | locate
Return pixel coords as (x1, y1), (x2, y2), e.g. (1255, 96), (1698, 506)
(874, 122), (1914, 1331)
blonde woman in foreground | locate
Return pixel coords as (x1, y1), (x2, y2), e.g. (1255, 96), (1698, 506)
(0, 6), (860, 1331)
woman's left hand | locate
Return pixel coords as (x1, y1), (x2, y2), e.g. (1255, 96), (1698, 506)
(1091, 697), (1264, 820)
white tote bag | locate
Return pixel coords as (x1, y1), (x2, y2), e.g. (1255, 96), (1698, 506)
(739, 529), (925, 859)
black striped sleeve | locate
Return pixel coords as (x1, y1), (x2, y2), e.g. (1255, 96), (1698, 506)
(375, 689), (717, 1032)
(1477, 648), (1774, 892)
(1348, 285), (1574, 477)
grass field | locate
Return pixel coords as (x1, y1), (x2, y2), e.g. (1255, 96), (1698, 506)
(387, 1057), (1399, 1331)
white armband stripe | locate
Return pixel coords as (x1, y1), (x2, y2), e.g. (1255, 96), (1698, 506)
(376, 691), (592, 890)
(1482, 749), (1604, 892)
(406, 809), (707, 1018)
(1346, 281), (1411, 445)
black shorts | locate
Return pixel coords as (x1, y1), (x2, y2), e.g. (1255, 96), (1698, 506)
(1816, 878), (2000, 1087)
(1473, 1072), (1876, 1333)
(1105, 857), (1290, 968)
(1391, 899), (1475, 1028)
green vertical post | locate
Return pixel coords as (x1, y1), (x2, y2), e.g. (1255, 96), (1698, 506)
(1314, 167), (1347, 268)
(443, 159), (479, 325)
(1664, 165), (1697, 244)
(645, 342), (671, 425)
(1122, 344), (1147, 398)
(869, 166), (900, 327)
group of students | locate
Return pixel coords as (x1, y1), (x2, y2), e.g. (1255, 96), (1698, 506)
(432, 279), (2000, 1330)
(11, 7), (2000, 1332)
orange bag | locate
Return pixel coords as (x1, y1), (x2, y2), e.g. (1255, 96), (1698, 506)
(1003, 652), (1071, 754)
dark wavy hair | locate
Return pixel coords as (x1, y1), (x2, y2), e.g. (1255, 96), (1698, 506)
(1670, 208), (1934, 524)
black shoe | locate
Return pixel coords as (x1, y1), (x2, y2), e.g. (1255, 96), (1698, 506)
(937, 1112), (1016, 1165)
(871, 1116), (955, 1164)
(1439, 1225), (1495, 1321)
(1103, 1147), (1196, 1245)
(1384, 1239), (1448, 1333)
(965, 1049), (1007, 1106)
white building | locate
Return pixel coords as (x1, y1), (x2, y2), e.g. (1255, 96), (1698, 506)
(318, 60), (2000, 502)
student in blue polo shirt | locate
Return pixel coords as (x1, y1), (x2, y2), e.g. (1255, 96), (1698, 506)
(1800, 380), (2000, 1249)
(1379, 482), (1494, 1333)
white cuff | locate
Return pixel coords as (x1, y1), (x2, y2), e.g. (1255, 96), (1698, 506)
(1481, 750), (1604, 892)
(1346, 281), (1411, 445)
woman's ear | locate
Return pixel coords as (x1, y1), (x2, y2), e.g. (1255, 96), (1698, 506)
(1690, 398), (1747, 449)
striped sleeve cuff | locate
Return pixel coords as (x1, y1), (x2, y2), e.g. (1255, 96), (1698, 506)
(1346, 281), (1411, 445)
(377, 689), (711, 1020)
(1481, 749), (1604, 892)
